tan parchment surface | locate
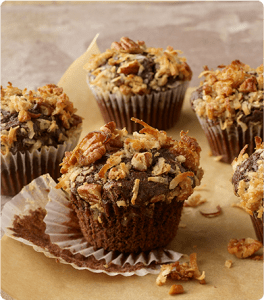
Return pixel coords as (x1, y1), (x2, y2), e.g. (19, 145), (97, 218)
(1, 38), (263, 300)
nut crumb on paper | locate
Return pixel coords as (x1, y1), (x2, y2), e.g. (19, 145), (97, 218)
(225, 260), (233, 268)
(228, 238), (263, 258)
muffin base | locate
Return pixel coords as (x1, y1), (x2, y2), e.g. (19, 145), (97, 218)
(71, 194), (184, 253)
(89, 81), (189, 133)
(250, 212), (263, 244)
(197, 117), (263, 164)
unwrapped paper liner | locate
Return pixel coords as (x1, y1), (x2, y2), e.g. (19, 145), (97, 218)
(2, 174), (183, 276)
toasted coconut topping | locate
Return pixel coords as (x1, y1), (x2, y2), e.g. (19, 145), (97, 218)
(228, 238), (263, 258)
(191, 61), (263, 128)
(1, 83), (82, 154)
(84, 37), (192, 96)
(156, 253), (205, 286)
(57, 118), (203, 211)
(232, 137), (264, 217)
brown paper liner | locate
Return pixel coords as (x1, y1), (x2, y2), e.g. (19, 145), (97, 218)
(196, 116), (263, 164)
(1, 129), (81, 196)
(87, 80), (189, 133)
(250, 212), (263, 244)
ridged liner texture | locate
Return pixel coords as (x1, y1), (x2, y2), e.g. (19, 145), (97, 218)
(196, 116), (263, 164)
(1, 129), (81, 196)
(2, 174), (183, 277)
(250, 212), (263, 244)
(71, 193), (184, 253)
(88, 79), (189, 133)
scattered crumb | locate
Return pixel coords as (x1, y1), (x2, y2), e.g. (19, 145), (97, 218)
(250, 255), (263, 261)
(208, 150), (213, 156)
(156, 253), (205, 288)
(227, 238), (263, 258)
(225, 260), (233, 268)
(200, 205), (222, 218)
(178, 223), (187, 228)
(169, 284), (185, 295)
(184, 194), (207, 207)
(213, 155), (223, 161)
(104, 264), (109, 268)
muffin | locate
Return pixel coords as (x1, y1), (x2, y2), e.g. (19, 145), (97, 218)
(57, 118), (203, 253)
(1, 83), (82, 196)
(83, 37), (192, 133)
(232, 136), (263, 243)
(190, 60), (263, 163)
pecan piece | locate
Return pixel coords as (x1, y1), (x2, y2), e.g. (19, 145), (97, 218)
(111, 37), (143, 54)
(239, 76), (258, 93)
(117, 60), (140, 75)
(77, 183), (102, 204)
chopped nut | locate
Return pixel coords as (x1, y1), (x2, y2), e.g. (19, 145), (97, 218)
(156, 253), (205, 286)
(131, 152), (152, 171)
(117, 60), (141, 75)
(148, 177), (168, 185)
(77, 183), (102, 203)
(228, 238), (263, 258)
(225, 260), (233, 268)
(168, 285), (184, 295)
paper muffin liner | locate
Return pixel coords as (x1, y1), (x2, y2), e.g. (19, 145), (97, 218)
(196, 116), (263, 164)
(1, 128), (81, 196)
(250, 212), (263, 244)
(87, 78), (189, 133)
(2, 174), (183, 276)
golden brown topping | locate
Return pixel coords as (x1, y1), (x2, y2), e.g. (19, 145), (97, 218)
(168, 285), (185, 295)
(57, 118), (203, 206)
(227, 238), (263, 258)
(156, 253), (205, 287)
(152, 157), (171, 176)
(232, 137), (264, 217)
(84, 37), (192, 95)
(111, 37), (144, 54)
(131, 152), (152, 171)
(77, 183), (102, 204)
(192, 60), (263, 124)
(131, 178), (140, 205)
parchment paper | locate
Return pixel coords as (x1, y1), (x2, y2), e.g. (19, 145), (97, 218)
(1, 36), (263, 300)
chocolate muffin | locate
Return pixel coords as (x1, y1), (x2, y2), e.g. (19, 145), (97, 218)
(57, 118), (203, 253)
(1, 83), (82, 196)
(83, 37), (192, 133)
(232, 137), (263, 243)
(190, 60), (263, 163)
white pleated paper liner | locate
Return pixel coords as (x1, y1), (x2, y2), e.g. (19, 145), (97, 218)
(1, 128), (82, 196)
(2, 174), (183, 276)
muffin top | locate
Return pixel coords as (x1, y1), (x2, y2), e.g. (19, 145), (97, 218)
(57, 118), (203, 215)
(232, 137), (263, 218)
(190, 60), (263, 130)
(83, 37), (192, 97)
(1, 83), (82, 155)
